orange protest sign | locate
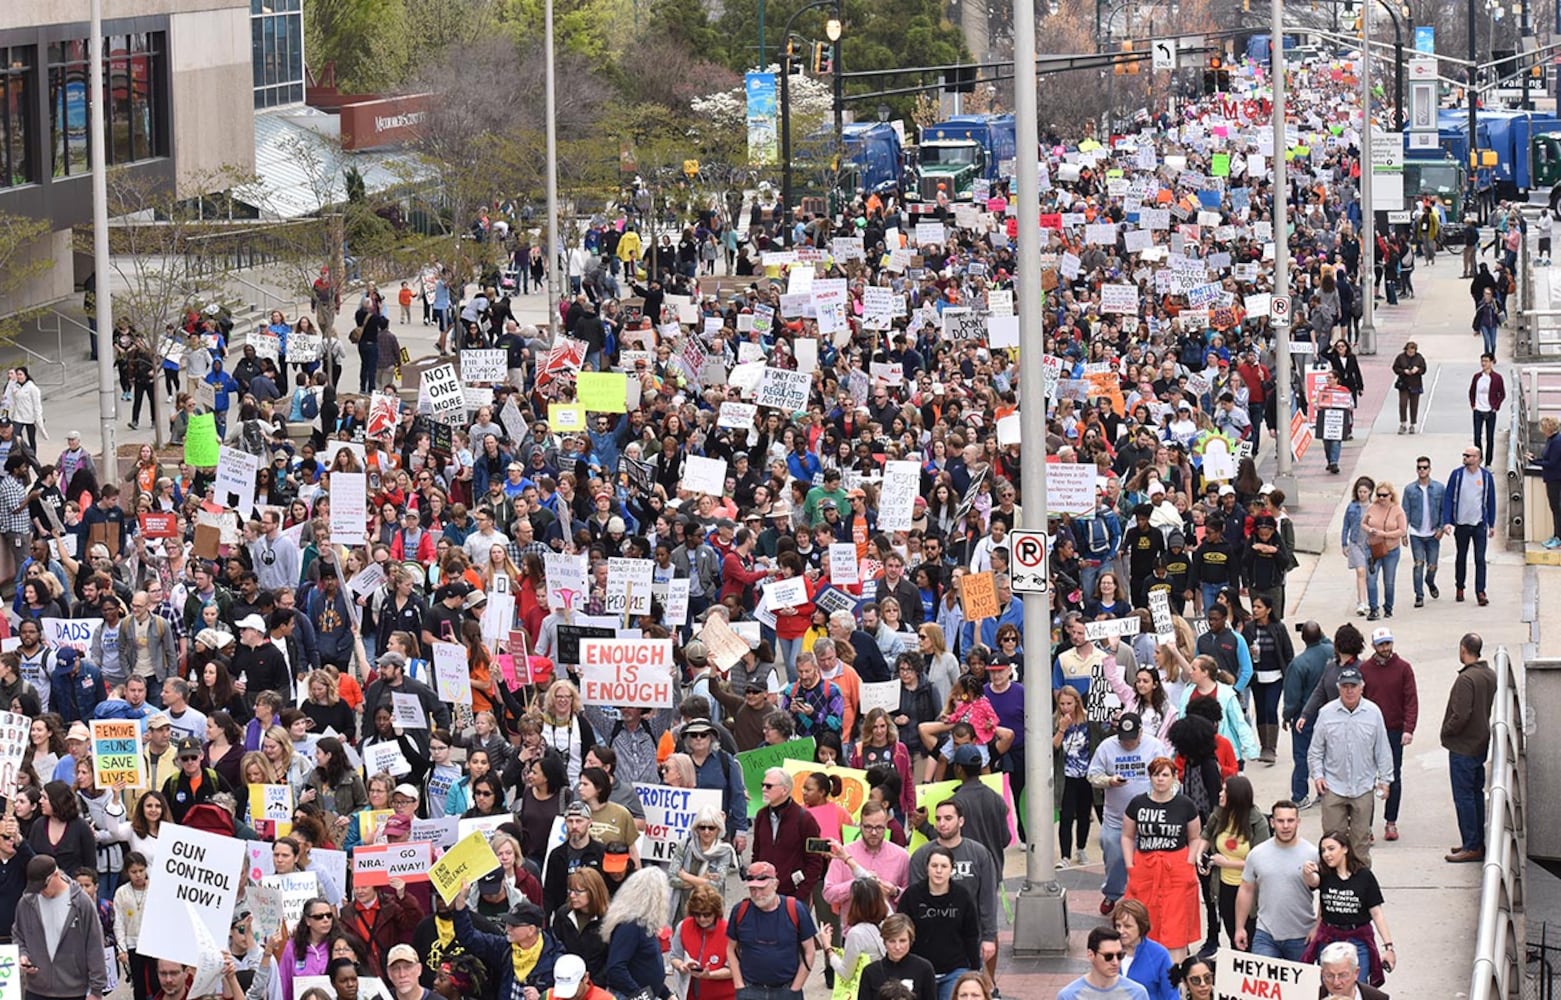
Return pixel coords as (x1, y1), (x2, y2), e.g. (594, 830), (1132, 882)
(1083, 371), (1125, 417)
(961, 571), (1000, 621)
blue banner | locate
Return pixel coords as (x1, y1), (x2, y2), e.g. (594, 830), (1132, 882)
(745, 72), (778, 167)
(1415, 26), (1435, 54)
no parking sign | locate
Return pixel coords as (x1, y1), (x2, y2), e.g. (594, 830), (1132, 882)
(1009, 529), (1049, 594)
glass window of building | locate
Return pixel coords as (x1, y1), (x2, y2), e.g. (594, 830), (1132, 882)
(0, 47), (34, 189)
(252, 0), (304, 109)
(48, 33), (165, 177)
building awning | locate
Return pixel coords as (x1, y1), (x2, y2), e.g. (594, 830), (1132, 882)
(241, 105), (431, 219)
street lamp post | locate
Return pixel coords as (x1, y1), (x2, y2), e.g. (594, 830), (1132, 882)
(90, 0), (116, 471)
(1359, 0), (1378, 355)
(544, 0), (561, 340)
(1272, 0), (1298, 505)
(779, 0), (841, 232)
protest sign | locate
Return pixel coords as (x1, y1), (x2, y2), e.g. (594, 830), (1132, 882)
(828, 543), (860, 585)
(1100, 284), (1139, 314)
(139, 825), (245, 966)
(632, 785), (723, 862)
(183, 413), (219, 467)
(736, 737), (815, 817)
(544, 552), (588, 611)
(366, 393), (400, 440)
(1214, 949), (1320, 1000)
(421, 363), (464, 424)
(392, 692), (428, 729)
(214, 447), (260, 516)
(651, 578), (691, 626)
(555, 623), (618, 665)
(762, 576), (808, 608)
(858, 680), (900, 715)
(248, 784), (294, 838)
(604, 557), (653, 617)
(460, 349), (507, 384)
(579, 638), (675, 708)
(697, 616), (751, 672)
(756, 367), (811, 412)
(1084, 616), (1142, 640)
(352, 842), (433, 886)
(960, 571), (999, 621)
(409, 817), (461, 850)
(778, 760), (871, 818)
(261, 872), (319, 926)
(1149, 590), (1176, 645)
(90, 720), (144, 789)
(365, 739), (412, 777)
(1046, 462), (1096, 518)
(877, 460), (920, 531)
(577, 372), (629, 412)
(683, 455), (728, 495)
(329, 472), (367, 544)
(433, 642), (473, 705)
(480, 591), (516, 645)
(717, 402), (758, 429)
(0, 711), (27, 798)
(246, 883), (284, 938)
(942, 308), (985, 342)
(40, 617), (100, 652)
(428, 830), (502, 904)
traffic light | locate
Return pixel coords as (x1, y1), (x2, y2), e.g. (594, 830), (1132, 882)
(812, 41), (833, 74)
(1115, 40), (1139, 74)
(1203, 55), (1229, 94)
(785, 36), (798, 74)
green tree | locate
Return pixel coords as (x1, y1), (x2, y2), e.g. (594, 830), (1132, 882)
(305, 0), (409, 91)
(0, 213), (57, 342)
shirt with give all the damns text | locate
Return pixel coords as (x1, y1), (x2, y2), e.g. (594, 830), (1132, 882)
(1125, 793), (1198, 853)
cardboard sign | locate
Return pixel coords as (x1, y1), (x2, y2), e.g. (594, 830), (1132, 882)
(578, 638), (675, 708)
(858, 680), (901, 715)
(138, 825), (246, 966)
(697, 615), (751, 673)
(961, 571), (1000, 621)
(756, 367), (811, 412)
(1084, 616), (1142, 640)
(90, 720), (144, 790)
(633, 784), (723, 863)
(605, 557), (653, 618)
(428, 830), (502, 904)
(352, 842), (433, 886)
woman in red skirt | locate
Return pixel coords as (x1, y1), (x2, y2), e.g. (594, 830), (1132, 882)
(1122, 755), (1204, 960)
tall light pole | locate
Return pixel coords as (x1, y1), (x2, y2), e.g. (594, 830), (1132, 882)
(1010, 0), (1069, 955)
(1358, 0), (1378, 356)
(1271, 0), (1298, 505)
(90, 0), (116, 472)
(544, 0), (561, 340)
(779, 0), (840, 226)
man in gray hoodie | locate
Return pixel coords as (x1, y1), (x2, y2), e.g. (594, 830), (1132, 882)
(13, 855), (107, 1000)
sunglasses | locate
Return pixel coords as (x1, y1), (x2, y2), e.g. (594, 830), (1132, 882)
(307, 912), (333, 921)
(1096, 951), (1123, 962)
(1186, 975), (1212, 986)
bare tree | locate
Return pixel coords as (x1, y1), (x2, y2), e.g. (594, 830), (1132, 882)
(0, 213), (58, 341)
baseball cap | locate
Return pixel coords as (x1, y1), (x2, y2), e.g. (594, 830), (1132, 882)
(1218, 484), (1236, 497)
(745, 861), (779, 886)
(386, 944), (419, 967)
(951, 743), (984, 767)
(552, 955), (588, 1000)
(478, 869), (506, 893)
(66, 721), (91, 742)
(235, 614), (267, 633)
(392, 783), (419, 801)
(501, 902), (546, 927)
(602, 842), (631, 874)
(25, 856), (58, 893)
(684, 640), (709, 667)
(383, 814), (412, 838)
(146, 713), (172, 730)
(1371, 627), (1394, 645)
(1116, 712), (1143, 738)
(682, 719), (718, 737)
(564, 801), (592, 820)
(1337, 666), (1365, 686)
(175, 737), (202, 759)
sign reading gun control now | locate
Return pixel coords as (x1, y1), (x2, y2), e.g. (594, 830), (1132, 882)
(579, 638), (675, 708)
(138, 825), (245, 966)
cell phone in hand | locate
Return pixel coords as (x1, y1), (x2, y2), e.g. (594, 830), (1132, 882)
(806, 837), (833, 854)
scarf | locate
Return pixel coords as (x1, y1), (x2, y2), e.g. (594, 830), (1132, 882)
(510, 935), (544, 985)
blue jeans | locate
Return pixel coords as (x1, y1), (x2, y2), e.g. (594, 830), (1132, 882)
(776, 635), (804, 684)
(1453, 523), (1489, 593)
(1385, 730), (1404, 823)
(1252, 680), (1282, 727)
(1100, 822), (1127, 901)
(1080, 560), (1106, 602)
(1251, 929), (1309, 962)
(1365, 545), (1400, 613)
(1290, 722), (1313, 800)
(936, 969), (978, 1000)
(1324, 437), (1342, 467)
(1199, 583), (1224, 614)
(1450, 751), (1487, 852)
(1409, 534), (1441, 600)
(1480, 323), (1499, 357)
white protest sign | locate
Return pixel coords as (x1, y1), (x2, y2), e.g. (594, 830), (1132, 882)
(352, 842), (434, 886)
(756, 367), (811, 412)
(544, 552), (588, 612)
(480, 591), (516, 645)
(329, 472), (367, 544)
(39, 617), (100, 653)
(651, 578), (690, 626)
(0, 711), (29, 798)
(365, 739), (412, 777)
(214, 446), (261, 516)
(829, 543), (860, 585)
(859, 680), (900, 715)
(1084, 617), (1142, 640)
(432, 641), (471, 705)
(1046, 462), (1096, 518)
(762, 576), (809, 609)
(578, 638), (676, 708)
(1100, 284), (1139, 315)
(683, 455), (728, 496)
(1149, 590), (1176, 645)
(421, 363), (465, 424)
(261, 872), (320, 926)
(391, 692), (428, 729)
(942, 308), (986, 342)
(460, 350), (508, 384)
(1214, 950), (1320, 1000)
(987, 315), (1019, 349)
(138, 825), (246, 966)
(718, 402), (757, 429)
(877, 460), (920, 532)
(605, 557), (654, 617)
(632, 784), (722, 863)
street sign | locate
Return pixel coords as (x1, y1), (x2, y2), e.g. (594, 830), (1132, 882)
(1152, 39), (1178, 71)
(1270, 294), (1291, 323)
(1408, 57), (1437, 81)
(1009, 529), (1050, 594)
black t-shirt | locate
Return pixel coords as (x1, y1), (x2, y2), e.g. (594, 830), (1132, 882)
(1126, 792), (1198, 853)
(1318, 866), (1384, 929)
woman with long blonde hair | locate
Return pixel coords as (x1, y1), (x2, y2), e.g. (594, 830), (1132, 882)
(538, 678), (595, 785)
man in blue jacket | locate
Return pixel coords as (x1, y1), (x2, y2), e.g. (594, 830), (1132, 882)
(1402, 455), (1448, 608)
(1441, 446), (1497, 605)
(451, 894), (561, 1000)
(49, 647), (105, 725)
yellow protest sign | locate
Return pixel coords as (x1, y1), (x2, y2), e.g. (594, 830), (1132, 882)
(548, 403), (586, 432)
(779, 759), (871, 820)
(576, 372), (628, 413)
(428, 829), (502, 903)
(184, 412), (219, 467)
(90, 720), (144, 789)
(248, 784), (294, 838)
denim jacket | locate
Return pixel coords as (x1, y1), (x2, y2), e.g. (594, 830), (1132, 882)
(1401, 479), (1447, 535)
(1341, 500), (1367, 550)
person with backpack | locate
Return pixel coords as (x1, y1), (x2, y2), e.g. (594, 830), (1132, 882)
(682, 718), (749, 853)
(160, 737), (233, 823)
(726, 861), (818, 1000)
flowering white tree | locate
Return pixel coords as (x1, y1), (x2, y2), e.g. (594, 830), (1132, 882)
(690, 64), (835, 158)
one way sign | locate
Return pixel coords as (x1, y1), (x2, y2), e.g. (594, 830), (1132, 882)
(1152, 39), (1178, 71)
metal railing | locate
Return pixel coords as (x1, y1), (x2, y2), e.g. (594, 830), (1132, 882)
(1470, 644), (1529, 1000)
(1509, 375), (1530, 548)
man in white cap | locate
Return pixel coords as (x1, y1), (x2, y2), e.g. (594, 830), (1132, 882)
(53, 722), (93, 783)
(1362, 626), (1419, 845)
(231, 614), (289, 702)
(384, 944), (432, 1000)
(544, 954), (610, 1000)
(133, 714), (177, 813)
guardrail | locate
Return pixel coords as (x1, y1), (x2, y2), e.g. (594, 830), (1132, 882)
(1470, 644), (1528, 1000)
